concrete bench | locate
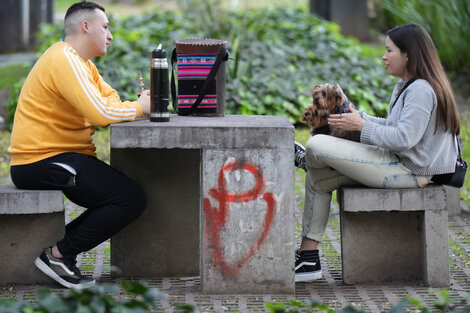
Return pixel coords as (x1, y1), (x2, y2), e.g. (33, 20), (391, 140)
(338, 184), (450, 287)
(443, 185), (461, 216)
(0, 185), (64, 285)
(109, 115), (295, 294)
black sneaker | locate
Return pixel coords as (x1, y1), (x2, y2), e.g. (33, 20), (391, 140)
(34, 247), (95, 289)
(295, 249), (322, 282)
(294, 142), (307, 172)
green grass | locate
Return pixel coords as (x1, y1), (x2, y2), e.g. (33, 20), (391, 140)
(0, 64), (29, 90)
(0, 131), (11, 185)
(448, 236), (469, 270)
(93, 128), (111, 164)
(460, 112), (470, 205)
(449, 226), (470, 269)
(294, 126), (311, 147)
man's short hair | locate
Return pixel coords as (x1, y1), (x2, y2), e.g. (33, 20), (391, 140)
(64, 1), (105, 36)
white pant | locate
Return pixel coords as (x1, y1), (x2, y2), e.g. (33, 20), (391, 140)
(302, 135), (432, 242)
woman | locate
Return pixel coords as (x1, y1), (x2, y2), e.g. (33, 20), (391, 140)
(295, 23), (460, 282)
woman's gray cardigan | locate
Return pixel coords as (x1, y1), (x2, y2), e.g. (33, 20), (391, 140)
(360, 79), (457, 176)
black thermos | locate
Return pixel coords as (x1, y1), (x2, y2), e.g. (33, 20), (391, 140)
(150, 44), (170, 122)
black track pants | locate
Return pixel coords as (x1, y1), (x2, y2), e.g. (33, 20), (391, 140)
(10, 152), (146, 259)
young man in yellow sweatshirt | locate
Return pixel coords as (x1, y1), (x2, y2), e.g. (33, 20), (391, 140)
(8, 1), (150, 288)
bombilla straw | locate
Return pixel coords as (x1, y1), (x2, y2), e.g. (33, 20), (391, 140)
(139, 72), (144, 93)
(157, 43), (162, 50)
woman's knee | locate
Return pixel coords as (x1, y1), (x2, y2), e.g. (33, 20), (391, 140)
(305, 135), (333, 157)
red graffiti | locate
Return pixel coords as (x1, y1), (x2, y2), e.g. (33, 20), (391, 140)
(203, 160), (276, 277)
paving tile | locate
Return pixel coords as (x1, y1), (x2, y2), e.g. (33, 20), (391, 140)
(1, 185), (470, 313)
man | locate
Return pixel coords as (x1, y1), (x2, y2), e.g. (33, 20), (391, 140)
(8, 1), (150, 289)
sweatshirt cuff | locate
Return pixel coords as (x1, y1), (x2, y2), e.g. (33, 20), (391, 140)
(360, 121), (375, 144)
(134, 101), (143, 118)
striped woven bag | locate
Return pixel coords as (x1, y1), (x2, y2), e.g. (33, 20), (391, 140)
(171, 38), (229, 116)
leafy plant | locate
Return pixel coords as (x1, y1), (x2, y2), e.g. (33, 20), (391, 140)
(0, 64), (30, 90)
(5, 77), (27, 131)
(1, 280), (469, 313)
(6, 5), (397, 128)
(378, 0), (470, 76)
(0, 280), (166, 313)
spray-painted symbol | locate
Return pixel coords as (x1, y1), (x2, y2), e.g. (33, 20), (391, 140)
(203, 160), (276, 277)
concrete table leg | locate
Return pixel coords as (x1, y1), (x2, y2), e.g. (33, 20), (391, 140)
(110, 148), (201, 277)
(201, 149), (295, 294)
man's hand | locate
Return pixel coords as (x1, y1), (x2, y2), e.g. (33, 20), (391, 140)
(138, 90), (151, 115)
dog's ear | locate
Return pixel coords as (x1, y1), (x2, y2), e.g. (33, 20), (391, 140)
(333, 84), (341, 95)
(333, 84), (346, 102)
(312, 85), (321, 98)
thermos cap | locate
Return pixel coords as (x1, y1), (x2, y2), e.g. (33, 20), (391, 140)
(152, 48), (166, 58)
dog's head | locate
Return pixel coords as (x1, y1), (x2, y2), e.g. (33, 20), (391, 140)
(312, 83), (347, 111)
(301, 83), (348, 129)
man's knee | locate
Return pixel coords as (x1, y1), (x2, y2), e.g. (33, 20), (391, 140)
(117, 179), (146, 220)
(128, 182), (147, 217)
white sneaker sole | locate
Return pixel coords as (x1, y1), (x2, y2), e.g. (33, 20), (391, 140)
(295, 270), (323, 282)
(34, 256), (95, 289)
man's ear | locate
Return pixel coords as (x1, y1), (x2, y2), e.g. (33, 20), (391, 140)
(81, 20), (89, 33)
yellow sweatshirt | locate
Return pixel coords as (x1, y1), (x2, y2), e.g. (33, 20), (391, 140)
(8, 41), (143, 165)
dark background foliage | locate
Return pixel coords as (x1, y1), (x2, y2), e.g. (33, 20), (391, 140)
(6, 3), (397, 128)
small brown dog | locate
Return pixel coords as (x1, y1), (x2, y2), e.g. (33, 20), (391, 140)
(301, 83), (360, 141)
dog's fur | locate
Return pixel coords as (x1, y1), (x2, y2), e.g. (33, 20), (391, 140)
(301, 83), (360, 141)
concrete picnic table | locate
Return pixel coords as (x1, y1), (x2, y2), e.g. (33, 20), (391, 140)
(109, 114), (295, 294)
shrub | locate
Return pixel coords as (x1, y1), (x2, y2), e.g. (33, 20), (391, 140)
(378, 0), (470, 77)
(0, 281), (170, 313)
(6, 4), (396, 128)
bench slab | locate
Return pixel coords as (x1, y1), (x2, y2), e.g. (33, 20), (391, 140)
(338, 185), (449, 287)
(0, 185), (64, 214)
(0, 186), (65, 285)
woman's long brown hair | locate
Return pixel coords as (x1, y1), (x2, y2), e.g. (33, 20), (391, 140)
(387, 24), (460, 135)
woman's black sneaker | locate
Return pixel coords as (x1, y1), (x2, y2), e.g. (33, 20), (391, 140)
(34, 247), (95, 289)
(294, 142), (307, 172)
(295, 249), (322, 282)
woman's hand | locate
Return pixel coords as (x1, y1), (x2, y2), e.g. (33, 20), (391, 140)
(328, 103), (365, 131)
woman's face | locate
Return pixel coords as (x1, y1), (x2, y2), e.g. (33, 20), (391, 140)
(382, 36), (411, 81)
